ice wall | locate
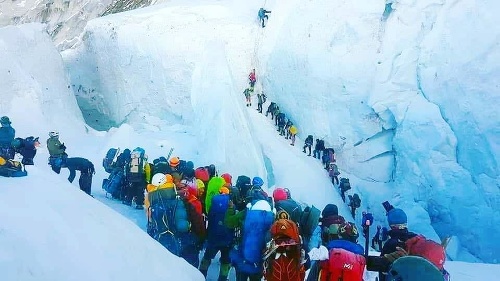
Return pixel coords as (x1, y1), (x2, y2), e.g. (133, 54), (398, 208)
(190, 41), (267, 181)
(63, 1), (259, 131)
(0, 24), (85, 139)
(262, 0), (500, 262)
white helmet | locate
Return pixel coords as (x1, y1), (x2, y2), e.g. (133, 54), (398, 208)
(49, 131), (59, 138)
(152, 173), (167, 187)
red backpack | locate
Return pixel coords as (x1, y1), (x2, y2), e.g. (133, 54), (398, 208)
(319, 248), (365, 281)
(195, 167), (210, 183)
(264, 219), (305, 281)
(405, 235), (446, 270)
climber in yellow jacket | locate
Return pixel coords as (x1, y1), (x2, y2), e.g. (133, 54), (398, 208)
(289, 125), (298, 146)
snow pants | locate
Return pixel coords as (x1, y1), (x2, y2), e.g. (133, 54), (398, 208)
(125, 181), (146, 205)
(79, 171), (93, 195)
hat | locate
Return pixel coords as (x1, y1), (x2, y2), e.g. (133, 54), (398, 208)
(322, 204), (339, 218)
(387, 208), (407, 226)
(184, 168), (195, 178)
(219, 186), (230, 195)
(0, 116), (11, 125)
(221, 173), (232, 186)
(169, 157), (180, 167)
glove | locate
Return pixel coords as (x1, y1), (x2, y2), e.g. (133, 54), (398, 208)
(59, 143), (66, 150)
(384, 247), (408, 263)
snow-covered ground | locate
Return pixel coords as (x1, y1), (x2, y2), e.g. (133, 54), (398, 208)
(1, 0), (500, 279)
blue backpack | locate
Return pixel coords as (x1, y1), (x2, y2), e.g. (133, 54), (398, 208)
(149, 190), (190, 255)
(103, 148), (119, 173)
(207, 194), (235, 246)
(102, 169), (124, 198)
(230, 200), (275, 274)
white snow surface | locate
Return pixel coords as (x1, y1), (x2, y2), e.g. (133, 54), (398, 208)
(0, 0), (499, 279)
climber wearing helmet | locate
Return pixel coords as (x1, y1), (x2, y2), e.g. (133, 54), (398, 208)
(46, 130), (67, 174)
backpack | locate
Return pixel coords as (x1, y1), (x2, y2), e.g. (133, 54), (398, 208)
(184, 197), (206, 241)
(207, 194), (234, 246)
(352, 194), (361, 208)
(205, 176), (226, 213)
(103, 148), (119, 173)
(230, 200), (274, 274)
(306, 135), (313, 145)
(339, 178), (351, 192)
(328, 163), (340, 177)
(318, 139), (325, 149)
(153, 157), (170, 174)
(0, 157), (27, 177)
(405, 235), (446, 270)
(15, 136), (39, 165)
(264, 219), (305, 281)
(195, 167), (210, 183)
(275, 199), (303, 225)
(236, 175), (252, 196)
(102, 169), (125, 199)
(149, 189), (190, 255)
(128, 147), (147, 182)
(319, 248), (366, 281)
(321, 215), (346, 242)
(299, 205), (321, 238)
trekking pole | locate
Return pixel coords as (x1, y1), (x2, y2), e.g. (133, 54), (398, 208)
(362, 212), (374, 257)
(166, 147), (174, 161)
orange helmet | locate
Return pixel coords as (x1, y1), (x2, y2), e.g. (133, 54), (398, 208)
(219, 186), (230, 195)
(169, 157), (180, 167)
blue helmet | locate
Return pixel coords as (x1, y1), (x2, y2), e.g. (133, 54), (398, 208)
(252, 176), (264, 187)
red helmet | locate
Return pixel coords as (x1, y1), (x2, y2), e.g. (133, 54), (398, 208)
(221, 173), (232, 186)
(273, 187), (288, 202)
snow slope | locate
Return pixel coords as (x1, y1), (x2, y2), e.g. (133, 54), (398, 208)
(0, 167), (203, 281)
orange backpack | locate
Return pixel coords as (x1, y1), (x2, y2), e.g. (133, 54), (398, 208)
(270, 219), (301, 242)
(264, 219), (304, 281)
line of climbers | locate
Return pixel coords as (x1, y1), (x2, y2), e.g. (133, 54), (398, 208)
(243, 69), (363, 219)
(0, 116), (95, 196)
(101, 149), (450, 281)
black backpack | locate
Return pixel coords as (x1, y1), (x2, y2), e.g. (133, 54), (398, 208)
(306, 135), (313, 145)
(275, 199), (303, 225)
(352, 193), (361, 208)
(340, 178), (351, 192)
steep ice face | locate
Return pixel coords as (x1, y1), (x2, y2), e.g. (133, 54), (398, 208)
(263, 0), (499, 262)
(190, 41), (267, 181)
(0, 24), (85, 138)
(63, 2), (259, 131)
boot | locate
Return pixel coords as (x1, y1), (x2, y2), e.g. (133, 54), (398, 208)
(303, 149), (306, 153)
(199, 258), (211, 277)
(218, 263), (231, 281)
